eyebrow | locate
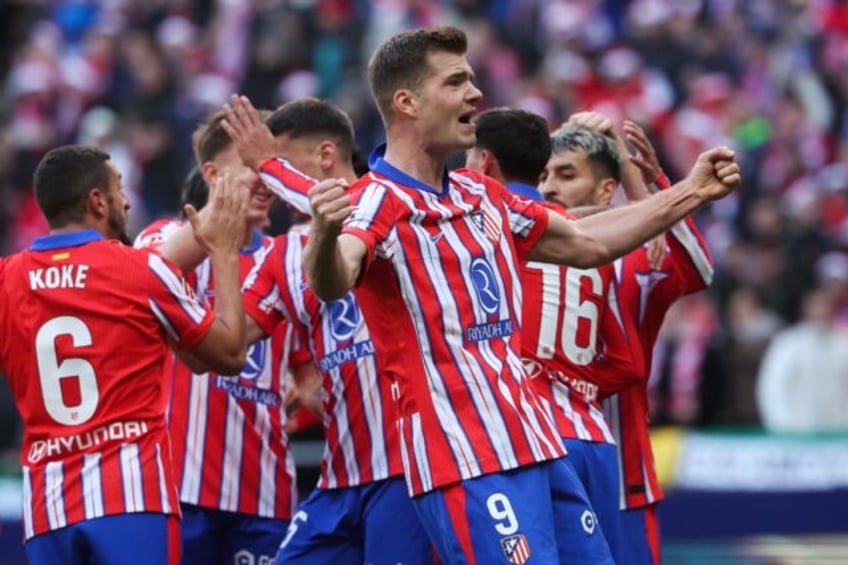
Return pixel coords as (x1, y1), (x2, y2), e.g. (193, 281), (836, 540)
(446, 69), (475, 82)
(554, 164), (576, 175)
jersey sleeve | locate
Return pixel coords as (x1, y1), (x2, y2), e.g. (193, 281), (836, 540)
(666, 215), (714, 295)
(258, 157), (318, 218)
(242, 238), (295, 336)
(341, 179), (396, 278)
(144, 251), (215, 350)
(653, 172), (713, 295)
(495, 180), (550, 261)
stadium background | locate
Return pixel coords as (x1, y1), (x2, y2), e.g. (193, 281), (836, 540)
(1, 0), (847, 562)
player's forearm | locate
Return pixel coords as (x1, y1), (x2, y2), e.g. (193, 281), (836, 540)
(160, 223), (208, 272)
(303, 230), (357, 301)
(574, 180), (706, 265)
(208, 251), (247, 372)
(259, 157), (317, 218)
(616, 138), (651, 202)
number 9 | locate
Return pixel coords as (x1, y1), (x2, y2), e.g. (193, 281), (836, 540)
(487, 492), (519, 535)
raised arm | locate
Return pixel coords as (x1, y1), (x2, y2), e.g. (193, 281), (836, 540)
(567, 111), (650, 201)
(222, 94), (318, 217)
(530, 147), (739, 267)
(302, 179), (366, 301)
(181, 171), (249, 374)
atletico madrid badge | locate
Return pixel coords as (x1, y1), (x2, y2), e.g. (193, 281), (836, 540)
(500, 533), (531, 564)
(470, 207), (500, 243)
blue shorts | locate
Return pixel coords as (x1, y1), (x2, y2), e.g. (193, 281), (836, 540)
(181, 504), (289, 565)
(562, 438), (624, 562)
(621, 503), (662, 565)
(275, 477), (433, 564)
(25, 512), (180, 565)
(412, 459), (613, 564)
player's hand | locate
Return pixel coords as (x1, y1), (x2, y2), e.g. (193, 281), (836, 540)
(566, 111), (618, 140)
(623, 120), (661, 185)
(647, 234), (667, 270)
(185, 170), (248, 255)
(308, 178), (351, 237)
(221, 94), (277, 171)
(685, 147), (740, 203)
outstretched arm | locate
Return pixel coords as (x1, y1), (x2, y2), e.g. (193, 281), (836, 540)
(302, 178), (366, 300)
(530, 147), (739, 267)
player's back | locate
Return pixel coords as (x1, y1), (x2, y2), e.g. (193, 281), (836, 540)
(521, 255), (638, 439)
(0, 232), (209, 538)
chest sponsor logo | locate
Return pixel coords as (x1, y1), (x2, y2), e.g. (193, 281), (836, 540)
(466, 320), (514, 343)
(328, 295), (360, 342)
(469, 256), (500, 315)
(241, 340), (267, 381)
(318, 340), (375, 372)
(214, 376), (281, 406)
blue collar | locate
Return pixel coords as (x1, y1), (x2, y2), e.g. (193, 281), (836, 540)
(368, 143), (451, 195)
(30, 229), (104, 251)
(506, 182), (545, 202)
(241, 228), (264, 254)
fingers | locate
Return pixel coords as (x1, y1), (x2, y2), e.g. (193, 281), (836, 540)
(221, 94), (261, 140)
(308, 178), (352, 225)
(647, 235), (666, 270)
(567, 111), (614, 135)
(714, 160), (741, 186)
(700, 146), (736, 164)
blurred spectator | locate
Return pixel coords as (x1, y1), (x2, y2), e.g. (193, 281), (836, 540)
(756, 287), (848, 433)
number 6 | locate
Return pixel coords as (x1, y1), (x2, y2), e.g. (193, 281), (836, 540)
(36, 316), (99, 425)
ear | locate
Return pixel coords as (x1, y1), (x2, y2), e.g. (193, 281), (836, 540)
(481, 149), (504, 180)
(595, 177), (618, 206)
(87, 188), (109, 219)
(392, 88), (417, 119)
(199, 161), (218, 185)
(317, 140), (336, 173)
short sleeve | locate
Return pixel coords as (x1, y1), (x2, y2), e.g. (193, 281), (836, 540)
(144, 251), (215, 350)
(134, 218), (183, 252)
(341, 178), (396, 278)
(243, 238), (294, 336)
(499, 183), (550, 261)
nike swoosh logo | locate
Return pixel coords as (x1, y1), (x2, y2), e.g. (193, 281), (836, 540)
(429, 232), (444, 244)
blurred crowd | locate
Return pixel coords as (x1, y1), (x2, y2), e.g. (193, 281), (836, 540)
(2, 0), (848, 465)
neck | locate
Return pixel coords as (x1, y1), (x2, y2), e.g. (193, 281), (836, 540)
(51, 221), (105, 237)
(383, 128), (449, 190)
(241, 226), (258, 248)
(330, 165), (359, 184)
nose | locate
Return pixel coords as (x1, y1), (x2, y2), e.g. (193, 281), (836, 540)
(467, 83), (483, 103)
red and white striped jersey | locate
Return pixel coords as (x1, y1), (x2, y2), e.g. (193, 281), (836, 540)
(604, 211), (713, 509)
(135, 221), (297, 519)
(243, 230), (403, 489)
(258, 157), (317, 217)
(341, 155), (566, 496)
(521, 206), (642, 444)
(0, 230), (213, 539)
